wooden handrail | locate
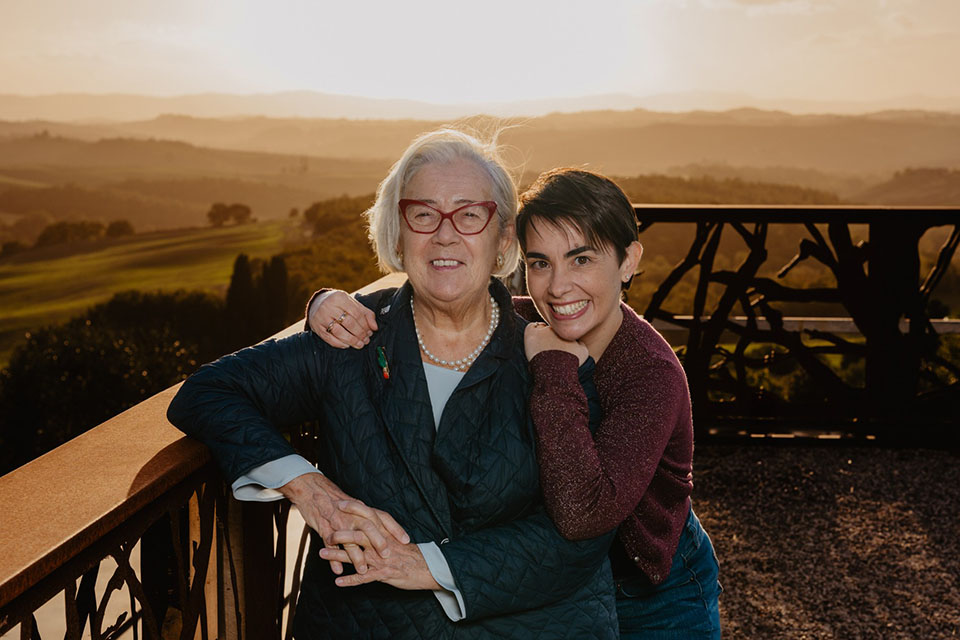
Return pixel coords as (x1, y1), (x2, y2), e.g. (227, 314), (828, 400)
(0, 385), (208, 609)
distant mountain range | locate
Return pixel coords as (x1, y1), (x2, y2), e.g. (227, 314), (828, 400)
(1, 90), (958, 122)
(3, 108), (958, 181)
(2, 107), (959, 234)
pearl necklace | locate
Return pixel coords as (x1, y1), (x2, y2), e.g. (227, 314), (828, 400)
(412, 295), (500, 372)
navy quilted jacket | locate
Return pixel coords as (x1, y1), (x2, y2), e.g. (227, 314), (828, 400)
(167, 279), (618, 639)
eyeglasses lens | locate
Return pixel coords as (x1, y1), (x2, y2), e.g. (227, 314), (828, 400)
(405, 203), (492, 234)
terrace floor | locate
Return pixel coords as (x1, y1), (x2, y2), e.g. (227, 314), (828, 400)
(693, 443), (960, 638)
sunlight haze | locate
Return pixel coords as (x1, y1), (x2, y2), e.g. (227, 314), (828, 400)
(1, 0), (957, 112)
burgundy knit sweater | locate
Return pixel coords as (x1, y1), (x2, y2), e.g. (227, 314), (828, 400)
(524, 300), (694, 585)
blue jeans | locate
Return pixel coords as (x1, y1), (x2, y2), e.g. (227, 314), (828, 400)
(615, 508), (722, 639)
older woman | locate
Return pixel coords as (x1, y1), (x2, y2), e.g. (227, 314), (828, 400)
(167, 130), (617, 639)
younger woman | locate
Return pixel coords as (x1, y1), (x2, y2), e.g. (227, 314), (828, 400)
(517, 168), (721, 638)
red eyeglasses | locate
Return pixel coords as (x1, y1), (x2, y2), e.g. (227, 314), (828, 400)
(399, 199), (498, 235)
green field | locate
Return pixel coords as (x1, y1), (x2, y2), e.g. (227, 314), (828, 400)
(0, 220), (297, 365)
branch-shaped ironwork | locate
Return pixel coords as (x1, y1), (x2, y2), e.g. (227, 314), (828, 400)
(753, 298), (861, 401)
(216, 495), (243, 639)
(645, 221), (716, 321)
(284, 526), (311, 640)
(801, 329), (867, 356)
(827, 222), (873, 330)
(700, 223), (768, 365)
(685, 222), (726, 407)
(712, 272), (841, 304)
(919, 225), (960, 302)
(182, 484), (216, 640)
(733, 291), (760, 406)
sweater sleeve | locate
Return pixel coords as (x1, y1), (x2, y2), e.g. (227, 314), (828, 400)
(511, 296), (543, 323)
(528, 348), (686, 540)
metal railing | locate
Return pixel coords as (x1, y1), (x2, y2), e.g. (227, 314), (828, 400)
(629, 205), (960, 442)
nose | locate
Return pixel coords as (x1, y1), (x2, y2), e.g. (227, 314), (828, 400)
(432, 217), (460, 244)
(547, 264), (573, 297)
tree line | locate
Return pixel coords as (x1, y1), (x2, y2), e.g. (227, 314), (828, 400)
(0, 198), (256, 259)
(0, 218), (135, 258)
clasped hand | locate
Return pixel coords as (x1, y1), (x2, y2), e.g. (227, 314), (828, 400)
(280, 473), (438, 590)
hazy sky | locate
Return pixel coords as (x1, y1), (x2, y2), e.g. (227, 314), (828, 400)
(1, 0), (957, 104)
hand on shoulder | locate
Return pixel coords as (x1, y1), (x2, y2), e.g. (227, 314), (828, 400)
(307, 289), (378, 349)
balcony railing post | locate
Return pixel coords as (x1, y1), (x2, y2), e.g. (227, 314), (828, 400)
(866, 220), (926, 428)
(140, 515), (173, 637)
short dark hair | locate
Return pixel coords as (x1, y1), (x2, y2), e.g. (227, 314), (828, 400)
(517, 168), (639, 264)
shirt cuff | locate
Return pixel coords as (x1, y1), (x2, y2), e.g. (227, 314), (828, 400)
(418, 541), (466, 621)
(231, 454), (321, 502)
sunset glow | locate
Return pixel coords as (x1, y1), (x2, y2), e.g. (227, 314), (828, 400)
(1, 0), (958, 110)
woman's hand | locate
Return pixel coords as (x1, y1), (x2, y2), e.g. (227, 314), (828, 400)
(320, 502), (440, 591)
(307, 290), (378, 349)
(524, 322), (588, 365)
(279, 473), (409, 575)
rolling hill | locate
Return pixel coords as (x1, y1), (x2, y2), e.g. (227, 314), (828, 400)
(0, 220), (298, 365)
(854, 168), (960, 205)
(0, 134), (392, 236)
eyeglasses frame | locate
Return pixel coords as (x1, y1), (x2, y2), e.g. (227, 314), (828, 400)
(398, 199), (498, 235)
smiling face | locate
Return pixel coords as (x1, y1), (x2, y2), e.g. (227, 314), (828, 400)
(399, 157), (514, 311)
(524, 219), (641, 359)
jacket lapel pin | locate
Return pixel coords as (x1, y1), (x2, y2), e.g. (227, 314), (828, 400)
(376, 346), (390, 380)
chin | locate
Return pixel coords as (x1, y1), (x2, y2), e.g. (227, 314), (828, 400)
(552, 322), (590, 343)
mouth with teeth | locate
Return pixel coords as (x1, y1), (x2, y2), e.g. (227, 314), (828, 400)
(430, 259), (462, 269)
(550, 300), (589, 318)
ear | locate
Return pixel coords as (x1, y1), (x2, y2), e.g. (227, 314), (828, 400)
(620, 241), (643, 283)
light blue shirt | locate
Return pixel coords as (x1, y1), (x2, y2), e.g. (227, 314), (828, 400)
(232, 362), (467, 620)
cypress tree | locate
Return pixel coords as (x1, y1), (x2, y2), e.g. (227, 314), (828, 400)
(226, 254), (257, 347)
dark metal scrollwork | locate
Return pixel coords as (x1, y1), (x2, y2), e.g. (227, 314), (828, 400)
(637, 207), (960, 440)
(0, 469), (311, 640)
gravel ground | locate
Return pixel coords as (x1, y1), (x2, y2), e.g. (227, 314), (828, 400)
(692, 443), (960, 639)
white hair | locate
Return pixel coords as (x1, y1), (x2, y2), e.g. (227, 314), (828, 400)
(365, 128), (520, 278)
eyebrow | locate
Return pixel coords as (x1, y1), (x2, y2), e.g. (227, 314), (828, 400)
(525, 245), (594, 260)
